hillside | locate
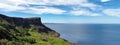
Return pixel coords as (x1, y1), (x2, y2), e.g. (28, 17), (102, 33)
(0, 14), (71, 45)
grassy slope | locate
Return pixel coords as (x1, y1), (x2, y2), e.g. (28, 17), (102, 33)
(0, 18), (71, 45)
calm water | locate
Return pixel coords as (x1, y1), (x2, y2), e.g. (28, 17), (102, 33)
(44, 24), (120, 45)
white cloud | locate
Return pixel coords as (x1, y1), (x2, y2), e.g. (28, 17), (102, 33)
(0, 0), (66, 14)
(70, 10), (101, 16)
(103, 9), (120, 17)
(26, 0), (87, 5)
(0, 0), (101, 15)
(101, 0), (110, 2)
(0, 3), (26, 11)
(23, 7), (66, 14)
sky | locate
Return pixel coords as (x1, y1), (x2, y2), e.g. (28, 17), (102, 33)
(0, 0), (120, 24)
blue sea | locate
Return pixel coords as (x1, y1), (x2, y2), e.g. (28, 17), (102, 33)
(44, 23), (120, 45)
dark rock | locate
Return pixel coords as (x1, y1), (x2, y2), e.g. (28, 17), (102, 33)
(0, 14), (60, 37)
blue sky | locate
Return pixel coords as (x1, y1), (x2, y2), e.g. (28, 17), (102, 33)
(0, 0), (120, 24)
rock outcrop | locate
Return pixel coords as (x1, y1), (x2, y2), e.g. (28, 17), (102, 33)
(0, 14), (41, 25)
(0, 14), (72, 45)
(0, 14), (60, 37)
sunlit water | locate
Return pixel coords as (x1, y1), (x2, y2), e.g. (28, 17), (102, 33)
(44, 24), (120, 45)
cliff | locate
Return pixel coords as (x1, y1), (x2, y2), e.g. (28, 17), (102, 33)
(0, 14), (71, 45)
(0, 14), (42, 25)
(0, 14), (59, 35)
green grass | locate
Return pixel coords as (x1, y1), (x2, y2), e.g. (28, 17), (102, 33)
(0, 19), (72, 45)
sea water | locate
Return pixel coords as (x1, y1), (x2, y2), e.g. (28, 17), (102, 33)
(44, 24), (120, 45)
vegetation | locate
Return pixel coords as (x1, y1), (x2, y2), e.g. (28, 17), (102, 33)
(0, 15), (71, 45)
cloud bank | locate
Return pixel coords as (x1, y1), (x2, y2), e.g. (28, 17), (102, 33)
(101, 0), (110, 2)
(103, 9), (120, 17)
(0, 0), (119, 17)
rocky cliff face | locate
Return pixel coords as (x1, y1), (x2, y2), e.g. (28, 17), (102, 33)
(0, 14), (72, 45)
(0, 14), (59, 37)
(0, 14), (42, 25)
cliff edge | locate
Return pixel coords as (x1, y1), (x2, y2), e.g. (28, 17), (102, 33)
(0, 14), (71, 45)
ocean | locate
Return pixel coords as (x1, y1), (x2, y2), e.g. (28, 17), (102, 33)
(44, 23), (120, 45)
